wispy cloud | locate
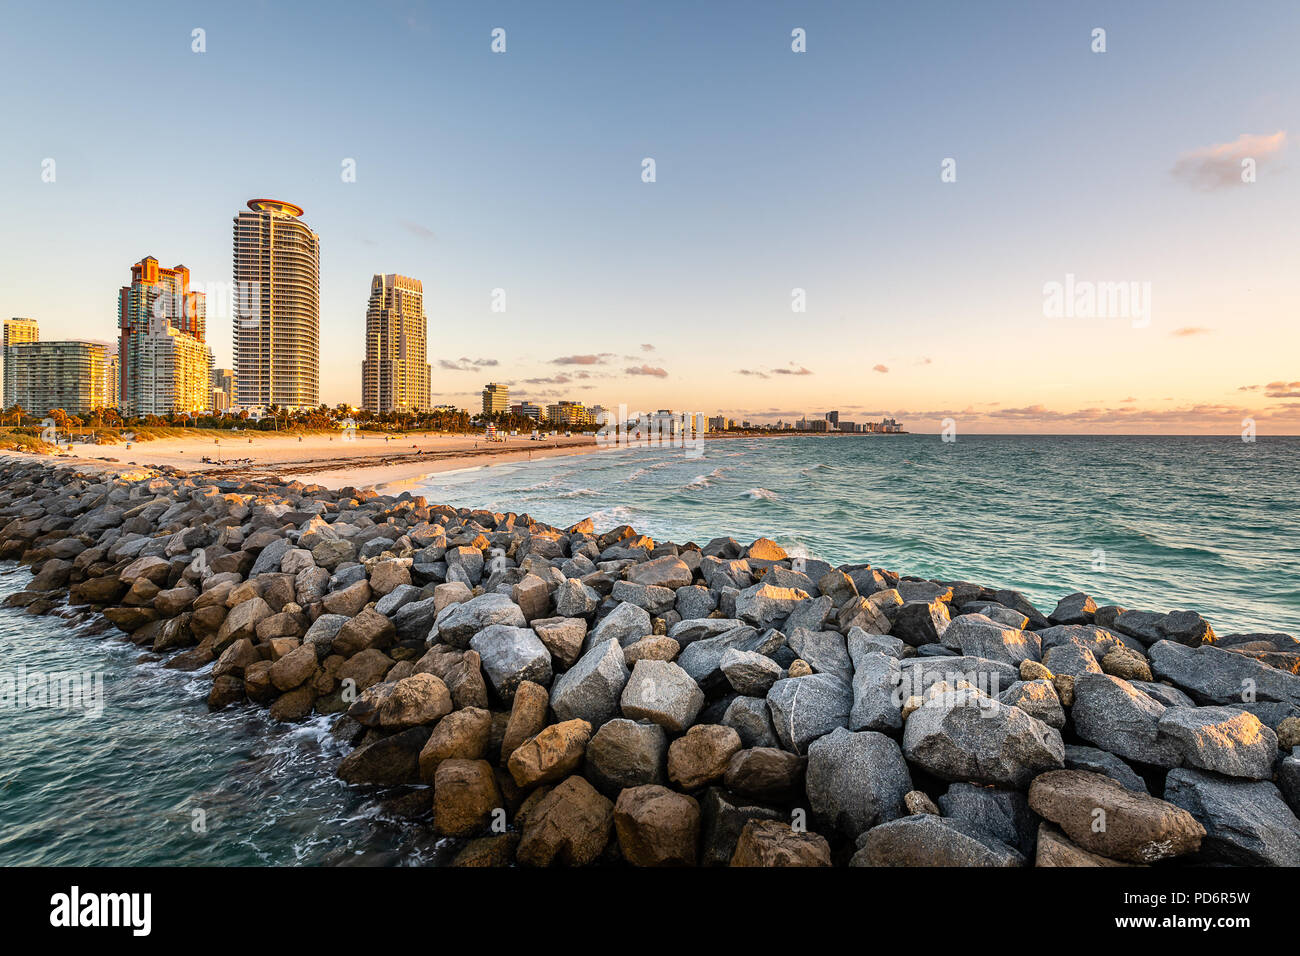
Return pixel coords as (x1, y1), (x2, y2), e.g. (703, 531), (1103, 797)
(736, 369), (769, 379)
(1171, 326), (1212, 337)
(401, 220), (436, 241)
(551, 353), (612, 366)
(438, 357), (498, 371)
(772, 364), (813, 376)
(640, 343), (655, 352)
(626, 364), (668, 378)
(1171, 131), (1287, 190)
(873, 364), (889, 373)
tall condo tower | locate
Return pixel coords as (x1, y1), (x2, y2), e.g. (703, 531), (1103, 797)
(3, 317), (39, 409)
(233, 199), (320, 411)
(362, 274), (431, 414)
(118, 258), (206, 416)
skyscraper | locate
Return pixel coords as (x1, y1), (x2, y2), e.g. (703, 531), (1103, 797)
(362, 274), (431, 414)
(118, 258), (206, 416)
(482, 382), (508, 417)
(233, 199), (320, 411)
(3, 317), (39, 409)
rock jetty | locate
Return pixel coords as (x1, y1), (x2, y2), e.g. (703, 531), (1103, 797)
(3, 457), (1299, 867)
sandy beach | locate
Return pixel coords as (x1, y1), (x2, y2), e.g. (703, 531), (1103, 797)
(18, 431), (608, 490)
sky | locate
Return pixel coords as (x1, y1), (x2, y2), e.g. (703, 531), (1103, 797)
(2, 0), (1298, 433)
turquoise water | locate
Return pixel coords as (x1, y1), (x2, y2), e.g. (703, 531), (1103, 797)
(407, 435), (1300, 636)
(0, 567), (450, 866)
(1, 435), (1296, 866)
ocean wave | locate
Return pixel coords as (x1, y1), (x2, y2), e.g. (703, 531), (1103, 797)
(588, 505), (636, 529)
(744, 487), (779, 501)
(557, 487), (599, 499)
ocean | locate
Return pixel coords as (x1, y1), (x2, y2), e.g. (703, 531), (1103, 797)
(1, 434), (1296, 865)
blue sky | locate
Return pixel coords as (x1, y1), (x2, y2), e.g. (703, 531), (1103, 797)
(2, 0), (1298, 430)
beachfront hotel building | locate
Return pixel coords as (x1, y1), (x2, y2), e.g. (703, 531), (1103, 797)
(233, 199), (320, 411)
(118, 258), (206, 417)
(3, 317), (39, 409)
(482, 382), (509, 416)
(132, 317), (211, 416)
(546, 401), (594, 427)
(8, 340), (107, 417)
(362, 274), (431, 414)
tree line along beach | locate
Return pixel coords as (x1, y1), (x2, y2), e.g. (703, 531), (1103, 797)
(2, 454), (1299, 867)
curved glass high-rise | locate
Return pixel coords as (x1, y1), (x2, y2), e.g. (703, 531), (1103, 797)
(233, 199), (320, 411)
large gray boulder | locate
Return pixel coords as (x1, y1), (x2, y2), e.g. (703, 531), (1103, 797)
(1164, 768), (1300, 866)
(1113, 609), (1215, 647)
(806, 728), (911, 838)
(849, 651), (903, 732)
(998, 679), (1065, 729)
(720, 647), (783, 696)
(735, 583), (809, 628)
(620, 659), (705, 732)
(1157, 706), (1278, 779)
(436, 593), (527, 648)
(677, 625), (780, 690)
(944, 614), (1040, 665)
(469, 624), (552, 702)
(766, 673), (852, 754)
(589, 601), (653, 648)
(1148, 640), (1300, 708)
(787, 628), (852, 683)
(1063, 744), (1147, 793)
(624, 555), (693, 589)
(891, 598), (951, 647)
(550, 638), (629, 728)
(939, 782), (1038, 856)
(1071, 673), (1181, 768)
(902, 688), (1064, 788)
(722, 695), (780, 748)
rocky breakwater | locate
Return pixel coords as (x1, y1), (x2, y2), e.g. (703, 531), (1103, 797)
(3, 456), (1300, 867)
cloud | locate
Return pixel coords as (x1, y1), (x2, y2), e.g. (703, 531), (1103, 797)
(626, 364), (668, 378)
(873, 364), (889, 373)
(1171, 131), (1287, 190)
(551, 353), (612, 366)
(1265, 380), (1300, 399)
(773, 365), (813, 376)
(523, 374), (572, 385)
(736, 369), (769, 379)
(438, 357), (498, 371)
(1170, 326), (1212, 337)
(401, 220), (436, 241)
(641, 343), (655, 352)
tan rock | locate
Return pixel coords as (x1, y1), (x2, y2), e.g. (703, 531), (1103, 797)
(904, 790), (941, 815)
(269, 643), (318, 691)
(1101, 647), (1152, 682)
(613, 784), (701, 866)
(667, 724), (742, 790)
(433, 759), (501, 837)
(516, 775), (613, 866)
(1020, 659), (1054, 681)
(508, 718), (592, 788)
(1035, 822), (1139, 867)
(730, 819), (832, 867)
(623, 635), (679, 665)
(788, 659), (813, 678)
(500, 680), (550, 763)
(419, 707), (492, 781)
(1028, 769), (1204, 863)
(349, 673), (453, 729)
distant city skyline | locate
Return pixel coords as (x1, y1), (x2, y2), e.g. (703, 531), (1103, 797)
(3, 1), (1298, 433)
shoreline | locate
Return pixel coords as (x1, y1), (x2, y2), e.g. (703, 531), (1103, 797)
(1, 456), (1297, 867)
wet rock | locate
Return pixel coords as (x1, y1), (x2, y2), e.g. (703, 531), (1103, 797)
(336, 726), (431, 786)
(433, 759), (501, 837)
